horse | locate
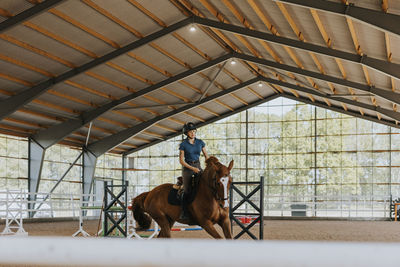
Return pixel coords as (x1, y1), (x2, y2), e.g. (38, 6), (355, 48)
(131, 156), (234, 239)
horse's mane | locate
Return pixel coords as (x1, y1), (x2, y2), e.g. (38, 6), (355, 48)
(205, 156), (219, 167)
(204, 156), (224, 177)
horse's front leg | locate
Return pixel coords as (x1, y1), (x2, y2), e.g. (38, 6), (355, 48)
(218, 215), (232, 239)
(201, 220), (223, 239)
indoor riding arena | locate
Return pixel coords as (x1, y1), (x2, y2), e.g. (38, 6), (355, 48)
(1, 0), (400, 266)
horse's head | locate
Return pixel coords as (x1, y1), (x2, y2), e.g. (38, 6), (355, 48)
(205, 156), (234, 208)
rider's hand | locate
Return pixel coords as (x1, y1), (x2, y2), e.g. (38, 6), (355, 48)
(192, 167), (200, 173)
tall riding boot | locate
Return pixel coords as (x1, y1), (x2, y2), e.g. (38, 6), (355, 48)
(179, 193), (190, 220)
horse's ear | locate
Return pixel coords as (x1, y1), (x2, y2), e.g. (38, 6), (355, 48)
(228, 160), (234, 171)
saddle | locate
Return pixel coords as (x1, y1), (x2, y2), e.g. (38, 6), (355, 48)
(168, 173), (201, 206)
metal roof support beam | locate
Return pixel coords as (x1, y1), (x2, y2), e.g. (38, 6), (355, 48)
(87, 77), (260, 157)
(124, 93), (280, 155)
(273, 0), (400, 37)
(31, 53), (231, 149)
(194, 16), (400, 79)
(0, 17), (193, 121)
(236, 53), (400, 105)
(28, 138), (45, 217)
(197, 61), (228, 102)
(82, 149), (97, 203)
(282, 93), (399, 129)
(0, 0), (65, 33)
(260, 76), (400, 122)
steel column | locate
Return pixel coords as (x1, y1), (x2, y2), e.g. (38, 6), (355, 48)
(28, 138), (45, 217)
(82, 149), (97, 201)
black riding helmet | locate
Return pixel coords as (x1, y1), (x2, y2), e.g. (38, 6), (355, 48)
(182, 122), (197, 135)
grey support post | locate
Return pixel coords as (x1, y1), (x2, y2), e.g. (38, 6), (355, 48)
(82, 149), (97, 203)
(28, 138), (45, 217)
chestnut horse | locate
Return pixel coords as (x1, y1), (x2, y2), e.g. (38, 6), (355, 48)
(131, 156), (233, 238)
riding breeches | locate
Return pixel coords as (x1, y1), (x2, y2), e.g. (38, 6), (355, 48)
(182, 161), (201, 194)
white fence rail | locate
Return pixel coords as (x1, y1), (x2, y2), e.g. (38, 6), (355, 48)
(232, 194), (392, 218)
(0, 237), (399, 267)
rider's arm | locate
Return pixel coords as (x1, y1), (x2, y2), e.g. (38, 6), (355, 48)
(179, 150), (197, 171)
(202, 146), (209, 160)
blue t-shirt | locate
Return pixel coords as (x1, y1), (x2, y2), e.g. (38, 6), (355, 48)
(179, 138), (205, 162)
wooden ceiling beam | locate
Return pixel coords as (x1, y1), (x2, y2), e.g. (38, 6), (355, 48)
(0, 53), (54, 78)
(0, 72), (33, 86)
(186, 0), (282, 99)
(1, 14), (185, 129)
(309, 6), (368, 113)
(119, 4), (242, 112)
(0, 34), (76, 68)
(345, 16), (377, 108)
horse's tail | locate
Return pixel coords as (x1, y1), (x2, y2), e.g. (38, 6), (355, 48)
(131, 192), (152, 230)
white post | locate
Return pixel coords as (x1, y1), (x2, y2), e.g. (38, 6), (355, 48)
(1, 190), (28, 236)
(72, 194), (90, 237)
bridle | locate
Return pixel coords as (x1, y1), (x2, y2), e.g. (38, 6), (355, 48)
(210, 174), (230, 208)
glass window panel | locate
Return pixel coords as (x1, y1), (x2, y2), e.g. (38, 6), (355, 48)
(297, 105), (312, 120)
(342, 152), (356, 167)
(357, 119), (373, 134)
(282, 138), (295, 153)
(282, 122), (296, 137)
(269, 122), (282, 138)
(326, 119), (341, 135)
(391, 167), (400, 183)
(373, 123), (389, 133)
(268, 138), (281, 153)
(268, 106), (282, 121)
(342, 135), (357, 151)
(374, 152), (390, 166)
(373, 184), (389, 196)
(341, 118), (357, 135)
(358, 167), (373, 184)
(316, 136), (328, 152)
(373, 167), (389, 183)
(297, 137), (312, 153)
(297, 169), (314, 184)
(283, 154), (296, 169)
(357, 152), (373, 166)
(327, 136), (341, 151)
(373, 134), (390, 150)
(297, 153), (313, 168)
(326, 152), (341, 167)
(316, 184), (326, 195)
(297, 121), (312, 137)
(316, 168), (327, 184)
(391, 133), (400, 150)
(342, 168), (357, 185)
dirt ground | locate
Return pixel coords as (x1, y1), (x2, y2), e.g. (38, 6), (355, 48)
(10, 219), (400, 242)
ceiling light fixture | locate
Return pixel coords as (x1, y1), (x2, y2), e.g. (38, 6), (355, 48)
(189, 25), (196, 32)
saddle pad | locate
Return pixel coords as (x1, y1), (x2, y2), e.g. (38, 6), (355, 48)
(167, 188), (181, 206)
